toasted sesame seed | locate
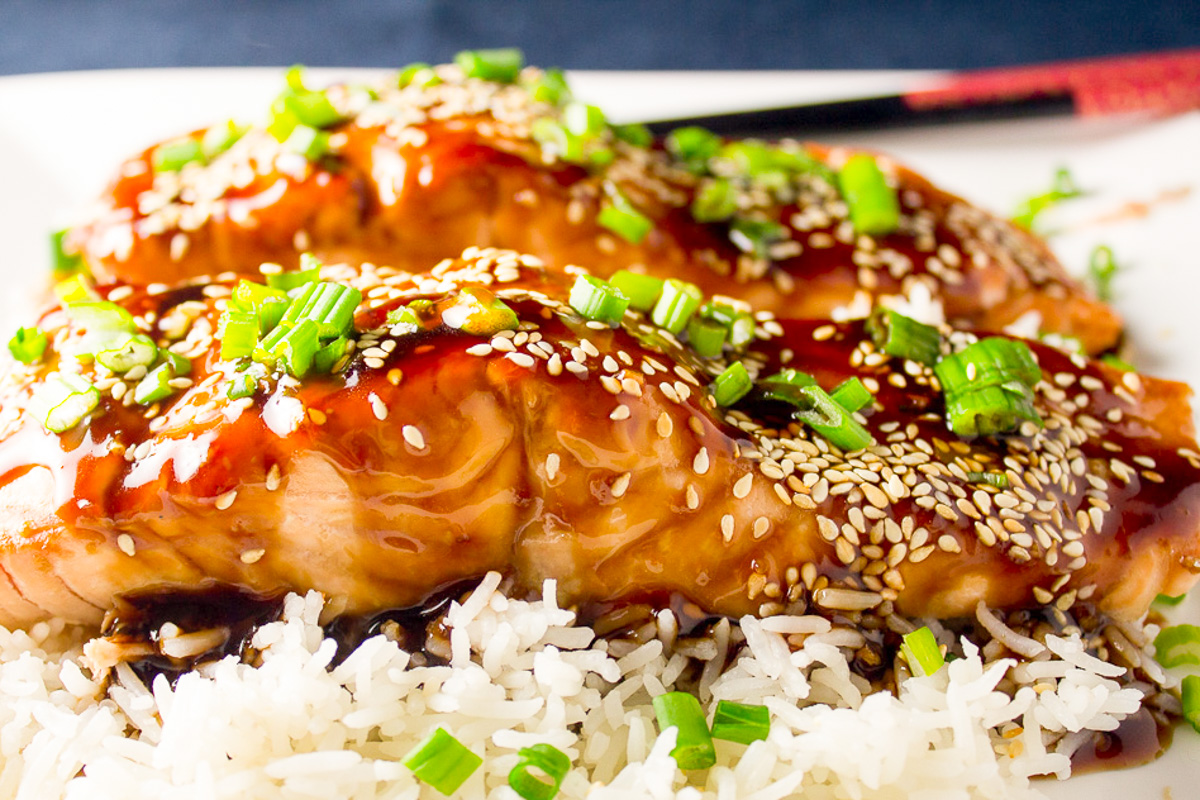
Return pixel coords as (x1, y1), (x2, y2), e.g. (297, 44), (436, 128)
(266, 464), (281, 491)
(685, 484), (700, 510)
(117, 534), (136, 556)
(240, 548), (266, 564)
(733, 473), (753, 499)
(545, 453), (560, 481)
(656, 412), (673, 438)
(612, 472), (631, 498)
(693, 447), (710, 475)
(402, 425), (426, 449)
(215, 490), (237, 510)
(466, 343), (493, 356)
(720, 514), (735, 542)
(368, 393), (388, 421)
(752, 517), (770, 539)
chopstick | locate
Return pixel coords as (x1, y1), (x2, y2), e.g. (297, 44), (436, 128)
(641, 48), (1200, 138)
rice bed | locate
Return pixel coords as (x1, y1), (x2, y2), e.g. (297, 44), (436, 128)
(0, 573), (1146, 799)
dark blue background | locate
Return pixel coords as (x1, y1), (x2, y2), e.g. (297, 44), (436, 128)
(2, 0), (1199, 75)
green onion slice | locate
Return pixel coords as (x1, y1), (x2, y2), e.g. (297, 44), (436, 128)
(398, 62), (441, 89)
(201, 119), (248, 160)
(274, 320), (319, 378)
(282, 124), (330, 161)
(1183, 675), (1200, 734)
(598, 188), (653, 244)
(54, 274), (100, 305)
(791, 384), (874, 451)
(386, 304), (424, 328)
(612, 122), (652, 148)
(866, 307), (942, 366)
(455, 48), (524, 83)
(8, 327), (48, 364)
(665, 126), (721, 172)
(1013, 167), (1082, 230)
(34, 373), (101, 433)
(1089, 244), (1118, 302)
(713, 362), (751, 407)
(568, 275), (629, 326)
(901, 626), (945, 676)
(50, 229), (84, 277)
(218, 311), (260, 361)
(312, 336), (351, 374)
(531, 118), (584, 164)
(729, 216), (788, 259)
(935, 337), (1042, 394)
(442, 288), (519, 336)
(266, 264), (320, 292)
(943, 381), (1042, 438)
(699, 300), (755, 348)
(837, 153), (900, 236)
(966, 471), (1010, 489)
(525, 68), (570, 105)
(710, 700), (770, 745)
(284, 90), (343, 129)
(402, 727), (482, 795)
(133, 362), (175, 405)
(227, 371), (258, 400)
(562, 102), (606, 138)
(650, 279), (703, 335)
(651, 691), (716, 771)
(691, 178), (738, 223)
(152, 138), (206, 172)
(1155, 593), (1187, 607)
(829, 377), (873, 414)
(96, 333), (158, 372)
(507, 743), (571, 800)
(609, 270), (663, 313)
(685, 316), (727, 358)
(1154, 624), (1200, 668)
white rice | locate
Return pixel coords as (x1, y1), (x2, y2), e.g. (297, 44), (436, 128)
(0, 575), (1152, 799)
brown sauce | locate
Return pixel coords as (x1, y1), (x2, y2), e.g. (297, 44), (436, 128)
(1069, 706), (1172, 774)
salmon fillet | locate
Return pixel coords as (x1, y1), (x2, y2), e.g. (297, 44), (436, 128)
(0, 251), (1192, 630)
(68, 64), (1120, 353)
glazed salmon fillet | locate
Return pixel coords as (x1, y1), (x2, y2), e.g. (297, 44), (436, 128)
(0, 250), (1193, 630)
(68, 62), (1120, 353)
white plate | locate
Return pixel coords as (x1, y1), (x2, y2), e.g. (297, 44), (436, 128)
(1, 67), (1198, 798)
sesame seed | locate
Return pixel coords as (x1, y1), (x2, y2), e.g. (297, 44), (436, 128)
(611, 472), (631, 498)
(466, 343), (493, 356)
(506, 352), (536, 368)
(215, 490), (237, 510)
(402, 425), (426, 449)
(117, 534), (136, 556)
(266, 464), (281, 491)
(307, 408), (327, 425)
(733, 473), (753, 499)
(656, 412), (673, 438)
(685, 485), (700, 510)
(693, 447), (710, 475)
(720, 514), (735, 542)
(240, 548), (266, 564)
(368, 393), (388, 421)
(752, 517), (770, 539)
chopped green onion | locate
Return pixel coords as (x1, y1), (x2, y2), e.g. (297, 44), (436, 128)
(1183, 675), (1200, 734)
(284, 90), (343, 128)
(386, 304), (424, 328)
(942, 380), (1042, 438)
(34, 373), (100, 433)
(598, 188), (653, 244)
(96, 333), (158, 372)
(54, 274), (99, 305)
(278, 281), (361, 337)
(612, 122), (652, 148)
(966, 471), (1010, 489)
(266, 104), (298, 142)
(758, 368), (817, 405)
(719, 140), (790, 181)
(442, 288), (519, 336)
(587, 146), (615, 168)
(866, 308), (942, 366)
(699, 300), (755, 348)
(1013, 167), (1081, 230)
(665, 126), (721, 172)
(1155, 593), (1187, 607)
(276, 320), (320, 378)
(531, 118), (584, 163)
(1101, 354), (1135, 372)
(525, 68), (570, 105)
(562, 102), (606, 138)
(398, 62), (441, 89)
(402, 727), (482, 795)
(710, 700), (770, 745)
(50, 228), (84, 277)
(507, 743), (571, 800)
(691, 179), (738, 223)
(712, 362), (751, 407)
(830, 377), (873, 414)
(159, 350), (192, 377)
(232, 280), (291, 326)
(218, 311), (260, 360)
(568, 275), (630, 326)
(455, 48), (524, 83)
(729, 216), (788, 259)
(1153, 624), (1200, 668)
(901, 626), (945, 676)
(8, 327), (48, 364)
(792, 384), (874, 451)
(1089, 244), (1119, 302)
(313, 336), (351, 373)
(934, 338), (1042, 395)
(282, 124), (330, 161)
(651, 691), (716, 771)
(133, 363), (174, 405)
(226, 371), (258, 400)
(284, 64), (308, 92)
(201, 119), (248, 160)
(266, 264), (320, 292)
(685, 316), (727, 358)
(609, 271), (664, 312)
(152, 138), (205, 172)
(837, 154), (899, 236)
(64, 301), (136, 334)
(650, 279), (703, 335)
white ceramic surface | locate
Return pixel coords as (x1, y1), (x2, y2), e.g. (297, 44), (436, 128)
(0, 68), (1197, 796)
